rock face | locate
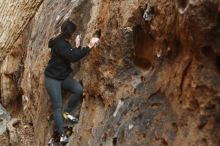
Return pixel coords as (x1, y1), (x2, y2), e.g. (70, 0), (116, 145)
(0, 0), (220, 146)
(0, 0), (43, 61)
(0, 104), (10, 135)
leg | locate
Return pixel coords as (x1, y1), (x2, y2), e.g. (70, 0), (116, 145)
(61, 76), (83, 113)
(45, 76), (64, 135)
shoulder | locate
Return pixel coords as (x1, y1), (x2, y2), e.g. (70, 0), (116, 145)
(52, 38), (70, 49)
(58, 38), (71, 47)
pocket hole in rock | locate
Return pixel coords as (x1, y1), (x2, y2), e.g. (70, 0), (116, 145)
(112, 137), (118, 146)
(133, 25), (154, 70)
(178, 0), (189, 9)
(201, 45), (214, 58)
(216, 55), (220, 71)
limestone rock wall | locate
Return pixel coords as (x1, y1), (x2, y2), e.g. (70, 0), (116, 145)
(0, 0), (220, 146)
(0, 0), (43, 61)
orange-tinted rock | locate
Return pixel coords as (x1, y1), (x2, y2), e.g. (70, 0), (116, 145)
(0, 0), (220, 146)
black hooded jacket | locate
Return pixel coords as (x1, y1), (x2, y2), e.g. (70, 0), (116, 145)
(44, 37), (90, 80)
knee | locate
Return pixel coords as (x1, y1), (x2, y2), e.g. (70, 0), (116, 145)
(68, 81), (83, 96)
(76, 85), (83, 96)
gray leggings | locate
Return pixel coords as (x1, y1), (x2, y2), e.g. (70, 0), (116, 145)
(45, 76), (83, 135)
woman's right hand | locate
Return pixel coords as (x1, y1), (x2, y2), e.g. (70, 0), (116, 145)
(75, 34), (81, 48)
(88, 37), (99, 48)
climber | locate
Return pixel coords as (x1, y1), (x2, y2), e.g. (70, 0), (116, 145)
(44, 19), (99, 145)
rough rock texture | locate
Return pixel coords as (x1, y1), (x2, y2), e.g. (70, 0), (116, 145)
(0, 0), (43, 61)
(0, 0), (220, 146)
(0, 104), (10, 135)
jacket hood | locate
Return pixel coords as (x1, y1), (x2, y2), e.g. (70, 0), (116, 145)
(48, 38), (56, 48)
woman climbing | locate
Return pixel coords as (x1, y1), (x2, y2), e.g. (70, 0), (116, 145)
(44, 20), (99, 145)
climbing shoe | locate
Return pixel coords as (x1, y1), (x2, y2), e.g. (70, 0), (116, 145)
(63, 112), (79, 124)
(60, 134), (69, 145)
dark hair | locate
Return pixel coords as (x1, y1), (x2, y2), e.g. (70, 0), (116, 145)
(48, 20), (76, 48)
(60, 20), (77, 39)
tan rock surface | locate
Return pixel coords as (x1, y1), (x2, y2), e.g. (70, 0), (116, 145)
(0, 0), (43, 61)
(0, 0), (220, 146)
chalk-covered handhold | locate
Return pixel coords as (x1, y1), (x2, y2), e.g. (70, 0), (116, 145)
(128, 124), (134, 130)
(113, 100), (124, 117)
(143, 5), (154, 21)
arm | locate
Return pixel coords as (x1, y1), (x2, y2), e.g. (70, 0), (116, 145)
(54, 41), (91, 62)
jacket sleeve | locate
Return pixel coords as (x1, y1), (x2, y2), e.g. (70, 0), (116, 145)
(54, 41), (91, 62)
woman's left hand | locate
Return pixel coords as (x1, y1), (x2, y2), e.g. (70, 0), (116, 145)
(88, 37), (99, 48)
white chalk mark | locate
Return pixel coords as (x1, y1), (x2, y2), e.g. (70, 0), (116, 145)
(129, 124), (134, 130)
(113, 100), (124, 117)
